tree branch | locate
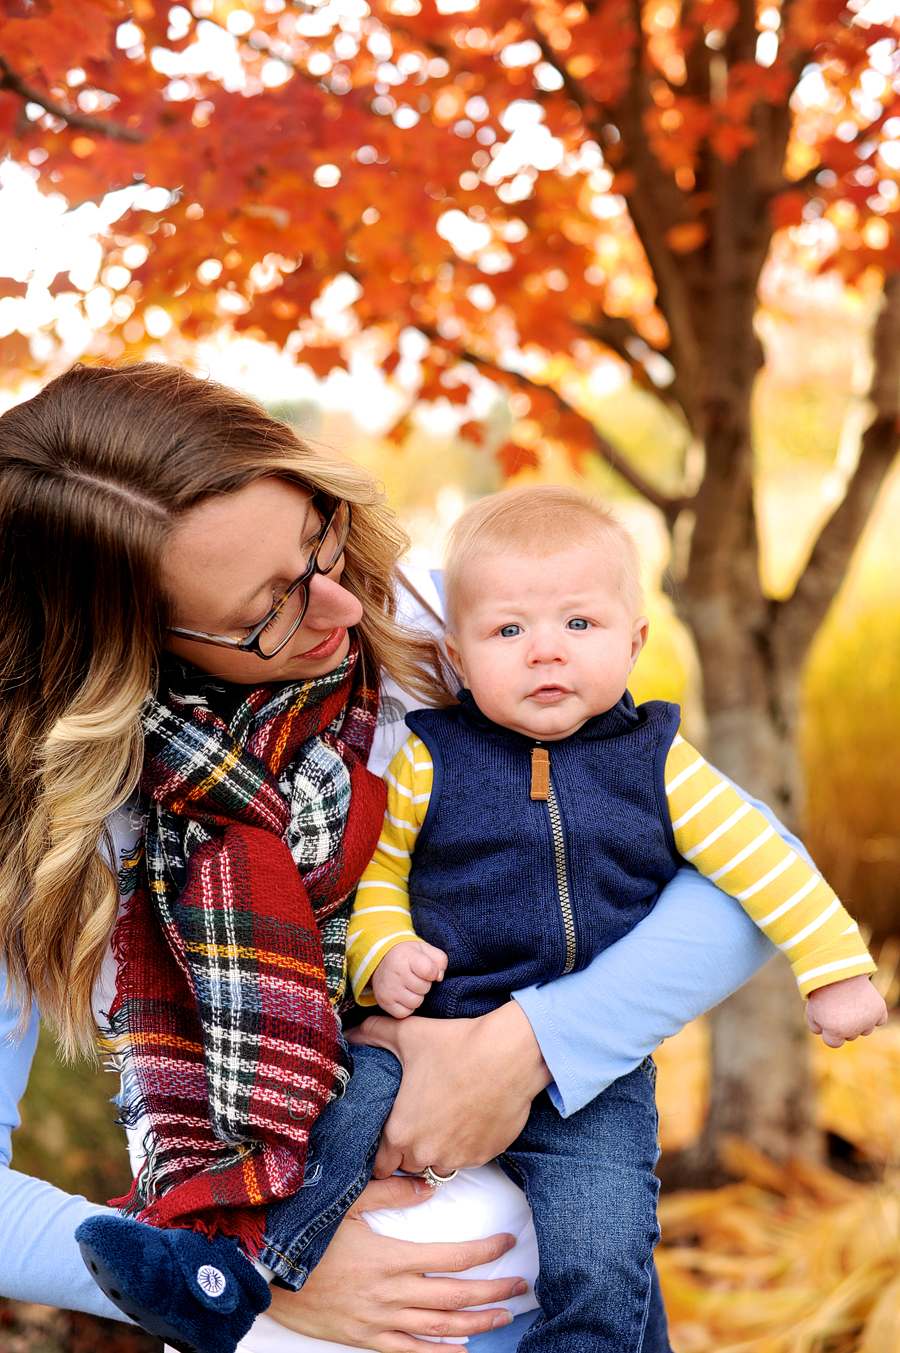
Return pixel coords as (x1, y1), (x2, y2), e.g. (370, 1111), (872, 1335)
(533, 35), (595, 114)
(603, 0), (705, 428)
(516, 372), (690, 519)
(778, 270), (900, 650)
(582, 313), (644, 366)
(580, 312), (687, 409)
(767, 163), (822, 200)
(0, 56), (145, 142)
(419, 329), (689, 520)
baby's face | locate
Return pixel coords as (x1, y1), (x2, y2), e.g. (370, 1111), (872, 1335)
(445, 543), (648, 742)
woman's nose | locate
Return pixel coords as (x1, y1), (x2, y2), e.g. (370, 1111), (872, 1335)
(304, 569), (364, 630)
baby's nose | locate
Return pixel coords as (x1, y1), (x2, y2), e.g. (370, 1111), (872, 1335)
(527, 631), (566, 662)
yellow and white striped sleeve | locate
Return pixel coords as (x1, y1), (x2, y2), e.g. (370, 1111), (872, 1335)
(665, 735), (875, 998)
(346, 734), (434, 1005)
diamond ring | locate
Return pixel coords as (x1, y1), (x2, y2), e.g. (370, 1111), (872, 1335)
(422, 1165), (459, 1189)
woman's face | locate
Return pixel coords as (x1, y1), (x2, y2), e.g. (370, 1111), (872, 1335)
(161, 478), (363, 684)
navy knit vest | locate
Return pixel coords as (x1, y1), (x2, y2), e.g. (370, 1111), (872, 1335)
(406, 691), (682, 1018)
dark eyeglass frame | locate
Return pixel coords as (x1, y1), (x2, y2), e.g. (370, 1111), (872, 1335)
(166, 496), (351, 660)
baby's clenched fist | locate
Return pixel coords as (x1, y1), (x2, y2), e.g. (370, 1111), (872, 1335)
(806, 973), (888, 1049)
(370, 940), (449, 1018)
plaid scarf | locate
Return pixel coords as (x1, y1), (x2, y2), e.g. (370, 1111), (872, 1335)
(107, 642), (386, 1252)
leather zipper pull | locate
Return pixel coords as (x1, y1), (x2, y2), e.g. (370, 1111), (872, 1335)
(530, 747), (549, 800)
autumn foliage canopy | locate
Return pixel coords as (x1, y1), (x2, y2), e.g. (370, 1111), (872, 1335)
(0, 0), (898, 481)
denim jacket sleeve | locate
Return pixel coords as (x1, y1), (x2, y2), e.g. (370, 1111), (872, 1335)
(0, 974), (123, 1317)
(513, 788), (810, 1118)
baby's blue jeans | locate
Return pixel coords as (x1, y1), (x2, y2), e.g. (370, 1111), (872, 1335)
(258, 1044), (670, 1353)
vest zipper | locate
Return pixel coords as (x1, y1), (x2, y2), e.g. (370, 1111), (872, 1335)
(533, 743), (577, 975)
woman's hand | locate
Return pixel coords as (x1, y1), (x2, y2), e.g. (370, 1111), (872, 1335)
(266, 1175), (528, 1353)
(347, 1001), (552, 1177)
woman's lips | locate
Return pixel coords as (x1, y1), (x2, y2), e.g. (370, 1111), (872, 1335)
(293, 627), (346, 660)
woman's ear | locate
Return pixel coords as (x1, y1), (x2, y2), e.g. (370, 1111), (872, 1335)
(444, 633), (466, 683)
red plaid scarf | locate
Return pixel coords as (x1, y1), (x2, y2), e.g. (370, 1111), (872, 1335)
(108, 642), (386, 1252)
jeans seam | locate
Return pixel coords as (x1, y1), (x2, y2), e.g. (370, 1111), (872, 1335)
(258, 1143), (379, 1285)
(259, 1244), (307, 1284)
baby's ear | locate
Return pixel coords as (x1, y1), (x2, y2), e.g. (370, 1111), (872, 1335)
(444, 633), (466, 681)
(630, 616), (649, 670)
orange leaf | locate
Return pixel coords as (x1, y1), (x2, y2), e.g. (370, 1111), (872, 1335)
(770, 190), (808, 230)
(665, 222), (708, 254)
(440, 382), (471, 406)
(300, 345), (344, 378)
(496, 441), (540, 477)
(459, 419), (486, 444)
(385, 415), (413, 447)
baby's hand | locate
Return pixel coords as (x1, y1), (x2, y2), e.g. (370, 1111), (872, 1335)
(370, 941), (449, 1019)
(805, 973), (888, 1048)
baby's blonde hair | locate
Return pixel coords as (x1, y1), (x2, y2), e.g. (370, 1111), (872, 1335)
(443, 485), (643, 631)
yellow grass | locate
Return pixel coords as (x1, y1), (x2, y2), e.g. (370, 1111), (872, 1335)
(655, 1023), (900, 1352)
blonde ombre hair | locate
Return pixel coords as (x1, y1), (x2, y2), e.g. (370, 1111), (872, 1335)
(0, 361), (446, 1057)
(443, 485), (643, 632)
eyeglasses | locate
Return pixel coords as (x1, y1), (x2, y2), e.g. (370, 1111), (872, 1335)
(166, 496), (352, 659)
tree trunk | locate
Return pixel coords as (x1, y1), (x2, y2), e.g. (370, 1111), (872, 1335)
(669, 389), (816, 1181)
(661, 275), (900, 1185)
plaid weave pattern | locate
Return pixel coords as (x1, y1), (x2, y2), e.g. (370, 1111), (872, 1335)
(108, 643), (385, 1249)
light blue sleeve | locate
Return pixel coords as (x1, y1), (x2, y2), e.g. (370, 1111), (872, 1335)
(514, 791), (811, 1118)
(0, 978), (124, 1317)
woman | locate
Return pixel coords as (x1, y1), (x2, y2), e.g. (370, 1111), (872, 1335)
(0, 361), (781, 1353)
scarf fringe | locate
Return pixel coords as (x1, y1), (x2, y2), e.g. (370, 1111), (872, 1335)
(112, 1159), (266, 1254)
(105, 864), (154, 1138)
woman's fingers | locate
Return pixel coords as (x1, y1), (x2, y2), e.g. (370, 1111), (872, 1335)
(399, 1273), (529, 1310)
(376, 1230), (520, 1279)
(350, 1273), (526, 1352)
(350, 1005), (551, 1177)
(367, 1303), (517, 1352)
(268, 1281), (516, 1353)
(267, 1173), (528, 1353)
(352, 1174), (434, 1210)
(372, 1134), (407, 1178)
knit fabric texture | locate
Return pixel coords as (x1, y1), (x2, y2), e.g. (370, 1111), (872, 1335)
(107, 642), (386, 1251)
(404, 691), (682, 1017)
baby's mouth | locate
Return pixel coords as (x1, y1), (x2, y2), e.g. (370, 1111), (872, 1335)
(529, 685), (571, 702)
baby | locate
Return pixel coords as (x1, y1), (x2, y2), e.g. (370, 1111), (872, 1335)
(346, 483), (886, 1349)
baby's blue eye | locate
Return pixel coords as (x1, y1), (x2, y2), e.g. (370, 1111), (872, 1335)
(499, 624), (522, 638)
(567, 618), (589, 631)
